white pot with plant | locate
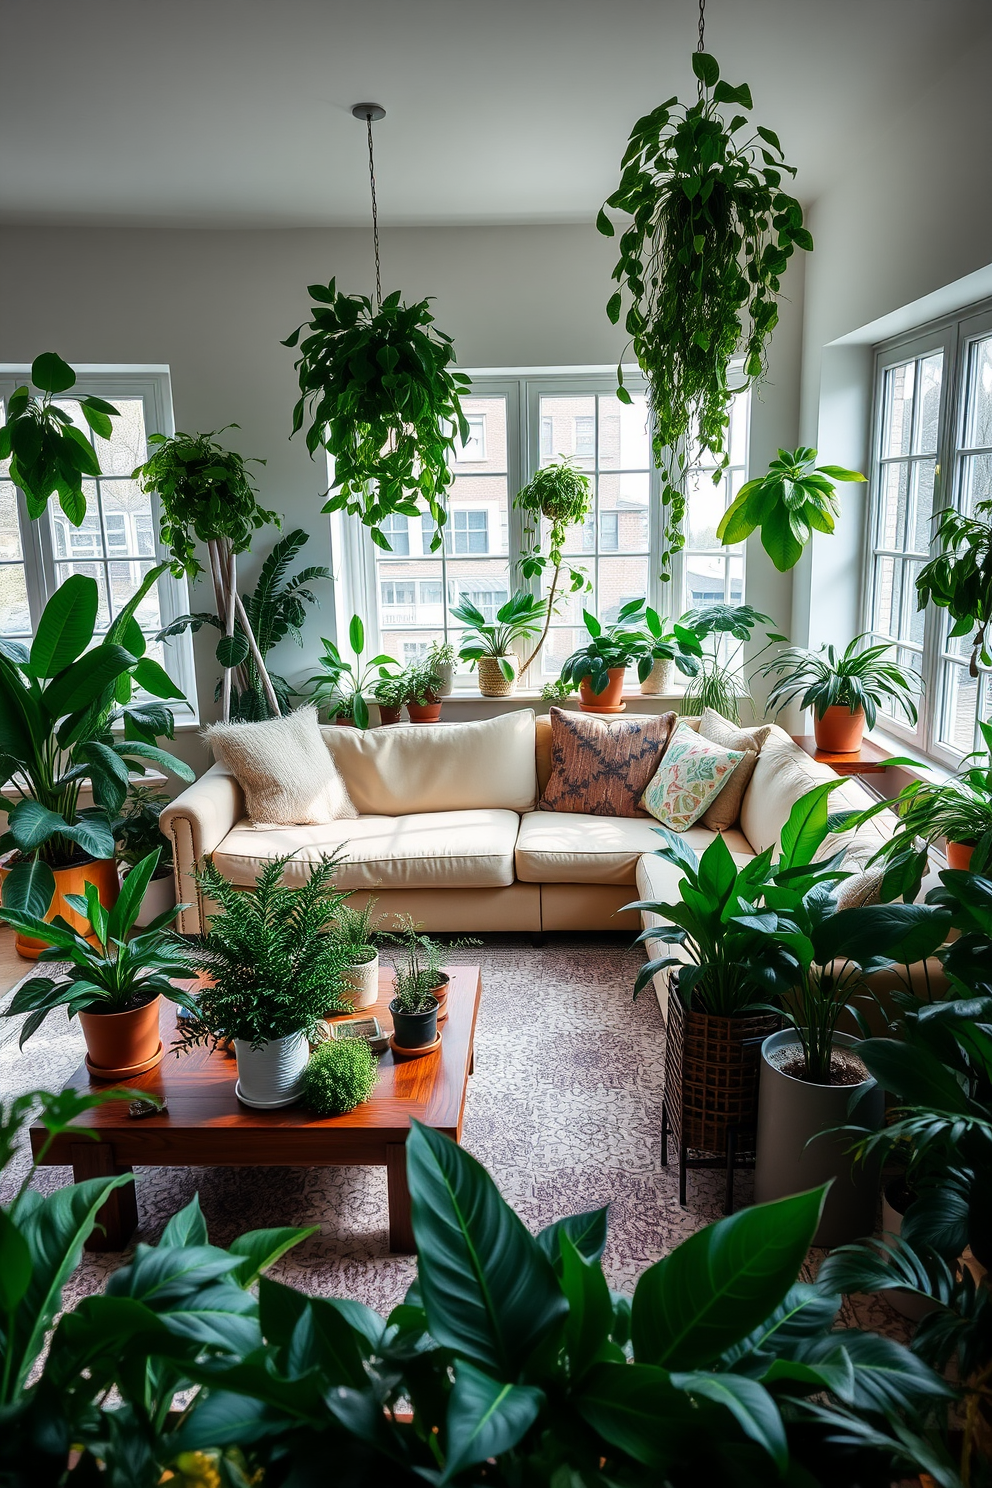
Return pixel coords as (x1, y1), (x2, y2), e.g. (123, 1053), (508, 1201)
(426, 640), (456, 697)
(451, 590), (546, 698)
(170, 851), (352, 1108)
(335, 898), (386, 1010)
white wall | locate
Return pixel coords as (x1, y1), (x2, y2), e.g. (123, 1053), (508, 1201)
(0, 219), (805, 764)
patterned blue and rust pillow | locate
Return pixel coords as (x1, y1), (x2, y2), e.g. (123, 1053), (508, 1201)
(539, 707), (677, 818)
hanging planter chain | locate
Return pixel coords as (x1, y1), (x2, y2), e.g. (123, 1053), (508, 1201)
(365, 112), (383, 311)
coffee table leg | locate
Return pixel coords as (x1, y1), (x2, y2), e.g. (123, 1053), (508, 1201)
(70, 1142), (139, 1252)
(386, 1142), (415, 1254)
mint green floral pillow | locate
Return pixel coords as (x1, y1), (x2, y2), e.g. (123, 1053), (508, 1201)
(640, 722), (745, 831)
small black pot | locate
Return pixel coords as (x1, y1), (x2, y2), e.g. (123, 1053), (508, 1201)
(389, 998), (438, 1049)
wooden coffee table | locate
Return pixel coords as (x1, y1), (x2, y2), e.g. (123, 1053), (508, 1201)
(30, 966), (481, 1255)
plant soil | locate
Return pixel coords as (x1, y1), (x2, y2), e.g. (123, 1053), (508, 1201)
(768, 1043), (870, 1086)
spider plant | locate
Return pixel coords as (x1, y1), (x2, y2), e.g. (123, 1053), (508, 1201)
(759, 633), (919, 729)
(305, 614), (399, 728)
(678, 604), (786, 724)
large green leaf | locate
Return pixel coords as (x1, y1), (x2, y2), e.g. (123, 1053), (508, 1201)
(132, 656), (185, 700)
(229, 1224), (318, 1287)
(407, 1121), (568, 1376)
(442, 1361), (544, 1482)
(42, 643), (137, 720)
(560, 1232), (614, 1380)
(28, 574), (98, 678)
(535, 1205), (609, 1272)
(799, 1329), (951, 1413)
(31, 352), (76, 394)
(0, 856), (56, 917)
(107, 848), (162, 944)
(11, 1173), (135, 1396)
(106, 1242), (244, 1309)
(631, 1188), (827, 1371)
(0, 1208), (33, 1313)
(576, 1360), (702, 1470)
(5, 799), (72, 852)
(778, 780), (846, 868)
(670, 1371), (787, 1473)
(856, 1038), (974, 1113)
(168, 1392), (287, 1454)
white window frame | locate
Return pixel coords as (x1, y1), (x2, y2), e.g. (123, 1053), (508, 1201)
(331, 365), (749, 678)
(865, 302), (992, 764)
(0, 365), (198, 718)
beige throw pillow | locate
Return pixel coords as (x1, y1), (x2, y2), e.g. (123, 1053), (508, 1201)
(203, 706), (357, 826)
(697, 709), (771, 831)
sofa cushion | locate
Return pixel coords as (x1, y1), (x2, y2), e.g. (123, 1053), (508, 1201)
(697, 710), (772, 831)
(202, 706), (357, 826)
(640, 722), (746, 830)
(516, 809), (752, 885)
(539, 707), (677, 817)
(321, 711), (537, 816)
(212, 808), (520, 891)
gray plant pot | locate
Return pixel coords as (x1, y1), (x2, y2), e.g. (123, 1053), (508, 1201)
(753, 1029), (884, 1247)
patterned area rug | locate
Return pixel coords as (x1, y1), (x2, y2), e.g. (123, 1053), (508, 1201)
(0, 934), (908, 1338)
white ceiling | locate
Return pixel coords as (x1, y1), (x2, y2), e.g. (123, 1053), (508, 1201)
(2, 0), (988, 228)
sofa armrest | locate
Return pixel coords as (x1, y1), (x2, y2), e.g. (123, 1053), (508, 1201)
(160, 764), (244, 934)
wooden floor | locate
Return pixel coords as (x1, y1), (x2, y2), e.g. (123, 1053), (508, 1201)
(0, 929), (26, 998)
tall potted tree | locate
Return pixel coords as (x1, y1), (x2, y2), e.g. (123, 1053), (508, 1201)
(0, 571), (194, 952)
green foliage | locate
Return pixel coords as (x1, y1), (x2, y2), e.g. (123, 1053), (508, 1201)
(557, 599), (700, 695)
(132, 427), (275, 580)
(0, 352), (121, 526)
(114, 783), (172, 871)
(514, 460), (592, 676)
(760, 632), (920, 730)
(600, 54), (811, 577)
(916, 495), (992, 675)
(0, 572), (193, 910)
(169, 853), (351, 1048)
(0, 850), (194, 1045)
(303, 1038), (378, 1116)
(283, 280), (471, 551)
(388, 916), (479, 1012)
(334, 897), (386, 960)
(305, 614), (398, 728)
(677, 602), (785, 723)
(159, 527), (332, 720)
(452, 589), (546, 680)
(540, 676), (575, 701)
(717, 447), (866, 572)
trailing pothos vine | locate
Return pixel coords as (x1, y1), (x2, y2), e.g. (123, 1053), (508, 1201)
(599, 51), (812, 579)
(283, 281), (471, 552)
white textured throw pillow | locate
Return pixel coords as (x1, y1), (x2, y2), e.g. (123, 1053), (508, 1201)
(203, 706), (357, 826)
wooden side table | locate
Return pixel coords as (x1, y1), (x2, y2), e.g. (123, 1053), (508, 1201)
(791, 735), (893, 778)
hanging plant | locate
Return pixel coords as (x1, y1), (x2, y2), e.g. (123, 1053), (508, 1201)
(513, 458), (592, 676)
(916, 496), (992, 676)
(283, 281), (470, 552)
(716, 447), (866, 571)
(599, 50), (812, 579)
(0, 352), (121, 525)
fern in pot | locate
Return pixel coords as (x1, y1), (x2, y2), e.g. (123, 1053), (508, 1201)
(170, 853), (351, 1108)
(388, 918), (479, 1049)
(334, 897), (387, 1010)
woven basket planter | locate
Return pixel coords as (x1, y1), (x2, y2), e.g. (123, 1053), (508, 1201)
(477, 655), (518, 697)
(664, 986), (779, 1157)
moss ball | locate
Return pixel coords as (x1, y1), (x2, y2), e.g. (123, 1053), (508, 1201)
(303, 1038), (378, 1116)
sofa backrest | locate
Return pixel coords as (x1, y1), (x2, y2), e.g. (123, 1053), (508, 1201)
(322, 710), (538, 816)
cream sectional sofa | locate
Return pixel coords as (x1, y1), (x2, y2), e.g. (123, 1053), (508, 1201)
(161, 711), (898, 964)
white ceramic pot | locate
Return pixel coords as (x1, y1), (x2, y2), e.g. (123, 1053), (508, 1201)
(433, 660), (455, 697)
(478, 655), (518, 697)
(341, 950), (379, 1010)
(754, 1029), (884, 1247)
(639, 658), (673, 696)
(233, 1030), (309, 1109)
(129, 869), (177, 929)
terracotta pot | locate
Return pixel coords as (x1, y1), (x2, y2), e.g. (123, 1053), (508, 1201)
(334, 715), (355, 726)
(127, 867), (177, 930)
(377, 704), (403, 726)
(2, 854), (120, 960)
(340, 950), (379, 1011)
(579, 667), (627, 712)
(477, 655), (517, 697)
(813, 704), (865, 753)
(946, 839), (975, 871)
(640, 658), (673, 696)
(407, 700), (442, 723)
(79, 994), (163, 1080)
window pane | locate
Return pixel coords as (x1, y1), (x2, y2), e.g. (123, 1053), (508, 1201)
(56, 561), (111, 626)
(964, 335), (992, 449)
(910, 461), (937, 553)
(686, 467), (729, 549)
(871, 556), (902, 638)
(101, 480), (156, 556)
(0, 564), (30, 636)
(448, 475), (507, 556)
(939, 662), (980, 753)
(882, 361), (916, 458)
(99, 397), (149, 476)
(380, 558), (443, 631)
(539, 395), (596, 471)
(446, 558), (510, 625)
(598, 473), (648, 551)
(1, 483), (22, 561)
(958, 452), (992, 517)
(598, 555), (647, 623)
(382, 513), (411, 555)
(878, 463), (909, 550)
(452, 397), (506, 473)
(686, 555), (732, 609)
(598, 393), (649, 470)
(915, 354), (943, 455)
(540, 626), (585, 681)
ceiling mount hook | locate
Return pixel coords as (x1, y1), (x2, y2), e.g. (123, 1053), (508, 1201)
(351, 103), (386, 123)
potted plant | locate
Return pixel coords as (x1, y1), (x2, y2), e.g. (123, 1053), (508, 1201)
(916, 492), (992, 678)
(302, 1038), (379, 1116)
(133, 427), (283, 721)
(158, 527), (332, 721)
(372, 671), (408, 725)
(599, 51), (810, 579)
(170, 853), (351, 1108)
(513, 458), (592, 679)
(557, 600), (651, 711)
(759, 632), (919, 752)
(0, 571), (194, 953)
(334, 897), (386, 1010)
(305, 614), (399, 728)
(0, 352), (121, 525)
(114, 784), (177, 928)
(403, 657), (444, 722)
(716, 447), (866, 572)
(678, 603), (786, 723)
(425, 639), (456, 697)
(0, 850), (194, 1079)
(634, 606), (703, 694)
(283, 279), (471, 553)
(387, 919), (479, 1046)
(451, 590), (546, 697)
